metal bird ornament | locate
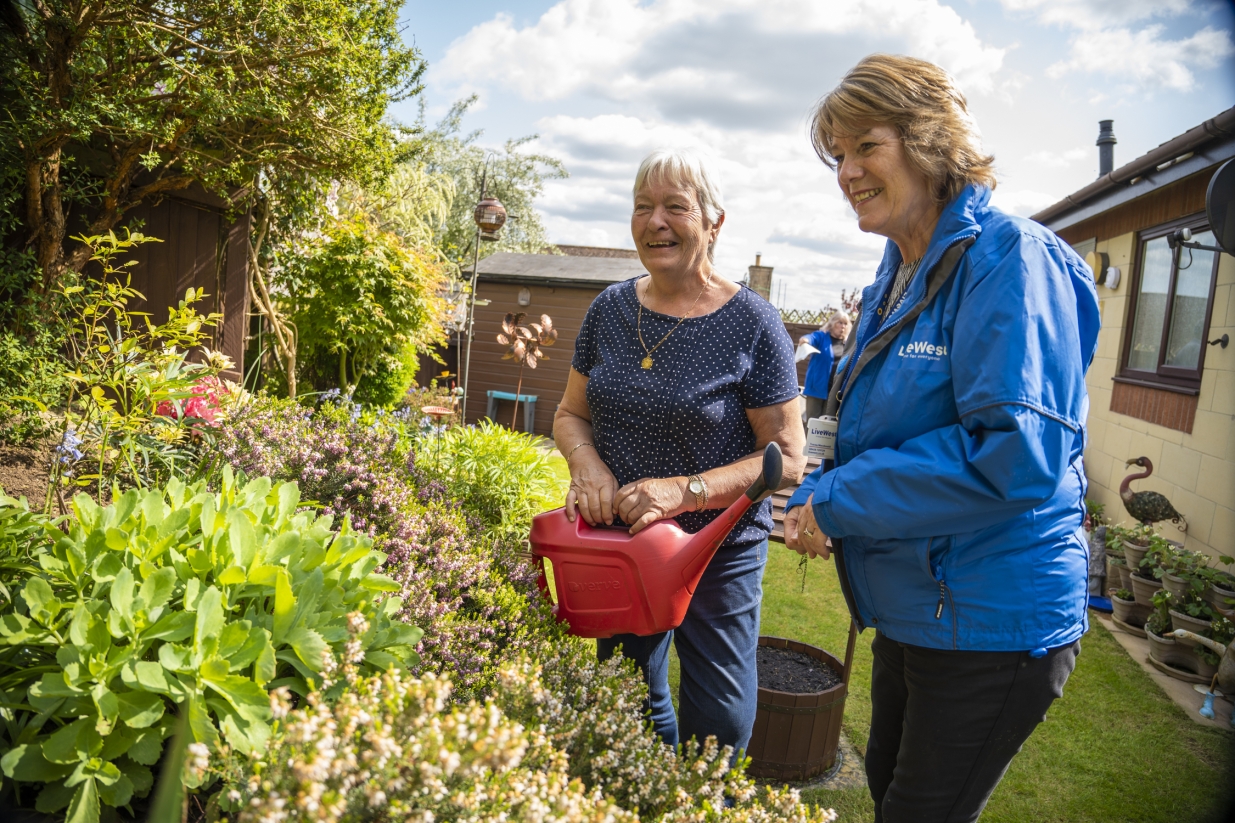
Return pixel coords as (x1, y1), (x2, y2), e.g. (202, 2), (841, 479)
(1120, 457), (1188, 531)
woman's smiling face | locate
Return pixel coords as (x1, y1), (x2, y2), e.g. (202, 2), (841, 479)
(631, 177), (721, 278)
(831, 124), (937, 255)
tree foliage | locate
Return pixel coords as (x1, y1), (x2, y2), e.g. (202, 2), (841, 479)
(421, 97), (569, 273)
(0, 0), (425, 291)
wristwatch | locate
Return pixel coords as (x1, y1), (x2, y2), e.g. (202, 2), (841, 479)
(687, 475), (708, 511)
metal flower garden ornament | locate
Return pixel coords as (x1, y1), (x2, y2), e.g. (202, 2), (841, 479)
(496, 312), (557, 430)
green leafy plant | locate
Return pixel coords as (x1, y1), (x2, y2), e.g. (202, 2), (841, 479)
(0, 470), (420, 822)
(1113, 588), (1133, 602)
(1085, 499), (1106, 527)
(1146, 590), (1173, 637)
(1196, 616), (1234, 667)
(422, 420), (563, 541)
(1141, 535), (1177, 579)
(48, 231), (233, 505)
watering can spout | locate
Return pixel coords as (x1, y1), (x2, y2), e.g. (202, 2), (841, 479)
(528, 443), (785, 638)
(678, 443), (783, 594)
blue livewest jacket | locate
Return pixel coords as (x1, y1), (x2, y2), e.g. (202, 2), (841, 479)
(786, 185), (1100, 652)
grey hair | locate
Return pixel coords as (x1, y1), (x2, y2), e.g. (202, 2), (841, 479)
(633, 148), (725, 260)
(824, 310), (852, 331)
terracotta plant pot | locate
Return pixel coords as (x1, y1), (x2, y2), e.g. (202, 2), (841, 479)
(1122, 540), (1149, 570)
(747, 636), (849, 782)
(1130, 573), (1163, 608)
(1109, 590), (1150, 628)
(1146, 628), (1199, 672)
(1162, 572), (1190, 600)
(1169, 609), (1212, 646)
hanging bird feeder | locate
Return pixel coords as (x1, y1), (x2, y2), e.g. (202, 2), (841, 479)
(474, 196), (507, 241)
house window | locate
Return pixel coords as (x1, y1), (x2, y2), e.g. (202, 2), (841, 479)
(1118, 216), (1220, 394)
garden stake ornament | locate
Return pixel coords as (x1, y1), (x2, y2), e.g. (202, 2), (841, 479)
(497, 312), (557, 430)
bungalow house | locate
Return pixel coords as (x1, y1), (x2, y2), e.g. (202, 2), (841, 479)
(1033, 108), (1235, 559)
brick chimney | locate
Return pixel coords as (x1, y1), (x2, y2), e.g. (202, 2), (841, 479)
(747, 253), (773, 301)
(1097, 120), (1116, 178)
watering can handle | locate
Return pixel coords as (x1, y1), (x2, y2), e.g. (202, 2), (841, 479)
(533, 555), (553, 606)
(743, 442), (784, 502)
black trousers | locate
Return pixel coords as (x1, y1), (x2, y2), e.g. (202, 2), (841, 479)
(867, 631), (1080, 823)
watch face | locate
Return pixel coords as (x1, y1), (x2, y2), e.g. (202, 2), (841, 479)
(689, 478), (703, 494)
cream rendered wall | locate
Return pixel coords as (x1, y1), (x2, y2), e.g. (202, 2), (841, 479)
(1081, 232), (1235, 559)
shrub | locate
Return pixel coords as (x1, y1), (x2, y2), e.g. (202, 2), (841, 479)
(353, 342), (420, 407)
(0, 472), (420, 822)
(208, 395), (559, 701)
(422, 419), (564, 542)
(221, 659), (837, 823)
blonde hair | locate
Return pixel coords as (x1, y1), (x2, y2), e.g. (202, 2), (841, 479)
(809, 54), (996, 205)
(633, 148), (724, 260)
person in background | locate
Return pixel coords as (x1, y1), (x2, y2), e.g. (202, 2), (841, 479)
(798, 311), (852, 422)
(554, 148), (805, 758)
(783, 54), (1099, 823)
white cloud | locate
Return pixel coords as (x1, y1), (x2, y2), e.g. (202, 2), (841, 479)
(1000, 0), (1194, 31)
(1047, 24), (1234, 91)
(439, 0), (1007, 108)
(1024, 147), (1089, 168)
(989, 188), (1061, 218)
(430, 0), (1234, 309)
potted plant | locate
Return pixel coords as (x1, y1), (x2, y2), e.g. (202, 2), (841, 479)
(1161, 547), (1204, 600)
(1202, 559), (1235, 618)
(1146, 591), (1189, 667)
(1109, 587), (1148, 633)
(1129, 564), (1163, 607)
(1108, 556), (1132, 590)
(1104, 524), (1127, 560)
(1120, 523), (1154, 569)
(1170, 595), (1215, 646)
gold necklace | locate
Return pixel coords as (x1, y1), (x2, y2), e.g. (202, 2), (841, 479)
(636, 270), (713, 369)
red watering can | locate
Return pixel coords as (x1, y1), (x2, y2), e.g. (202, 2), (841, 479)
(529, 443), (784, 638)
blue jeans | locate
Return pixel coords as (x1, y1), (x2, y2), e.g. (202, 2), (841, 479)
(597, 539), (766, 755)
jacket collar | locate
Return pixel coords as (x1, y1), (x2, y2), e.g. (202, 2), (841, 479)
(862, 184), (989, 333)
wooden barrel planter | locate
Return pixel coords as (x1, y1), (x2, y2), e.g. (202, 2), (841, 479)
(746, 624), (857, 782)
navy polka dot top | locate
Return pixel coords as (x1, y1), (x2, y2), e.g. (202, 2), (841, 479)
(572, 277), (800, 550)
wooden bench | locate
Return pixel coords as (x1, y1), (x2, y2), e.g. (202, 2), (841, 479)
(486, 390), (538, 433)
(769, 456), (822, 543)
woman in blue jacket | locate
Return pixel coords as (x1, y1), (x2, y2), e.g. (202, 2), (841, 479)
(799, 311), (852, 422)
(784, 55), (1099, 823)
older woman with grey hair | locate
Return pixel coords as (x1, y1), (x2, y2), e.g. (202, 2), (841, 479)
(554, 148), (805, 755)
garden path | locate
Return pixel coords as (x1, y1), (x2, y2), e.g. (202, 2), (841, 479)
(1096, 613), (1232, 729)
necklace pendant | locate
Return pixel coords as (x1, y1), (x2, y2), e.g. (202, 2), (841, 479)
(641, 356), (653, 370)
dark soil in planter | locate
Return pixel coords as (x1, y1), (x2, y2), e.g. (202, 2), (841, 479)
(757, 645), (842, 693)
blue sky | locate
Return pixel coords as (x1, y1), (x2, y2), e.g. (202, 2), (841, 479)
(394, 0), (1235, 309)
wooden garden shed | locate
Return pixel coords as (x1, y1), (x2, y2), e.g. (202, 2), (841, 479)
(116, 184), (250, 383)
(459, 248), (646, 436)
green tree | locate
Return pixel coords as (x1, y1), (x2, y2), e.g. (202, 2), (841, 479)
(422, 97), (569, 273)
(0, 0), (424, 294)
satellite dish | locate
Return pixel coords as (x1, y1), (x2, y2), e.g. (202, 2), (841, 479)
(1207, 158), (1235, 256)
